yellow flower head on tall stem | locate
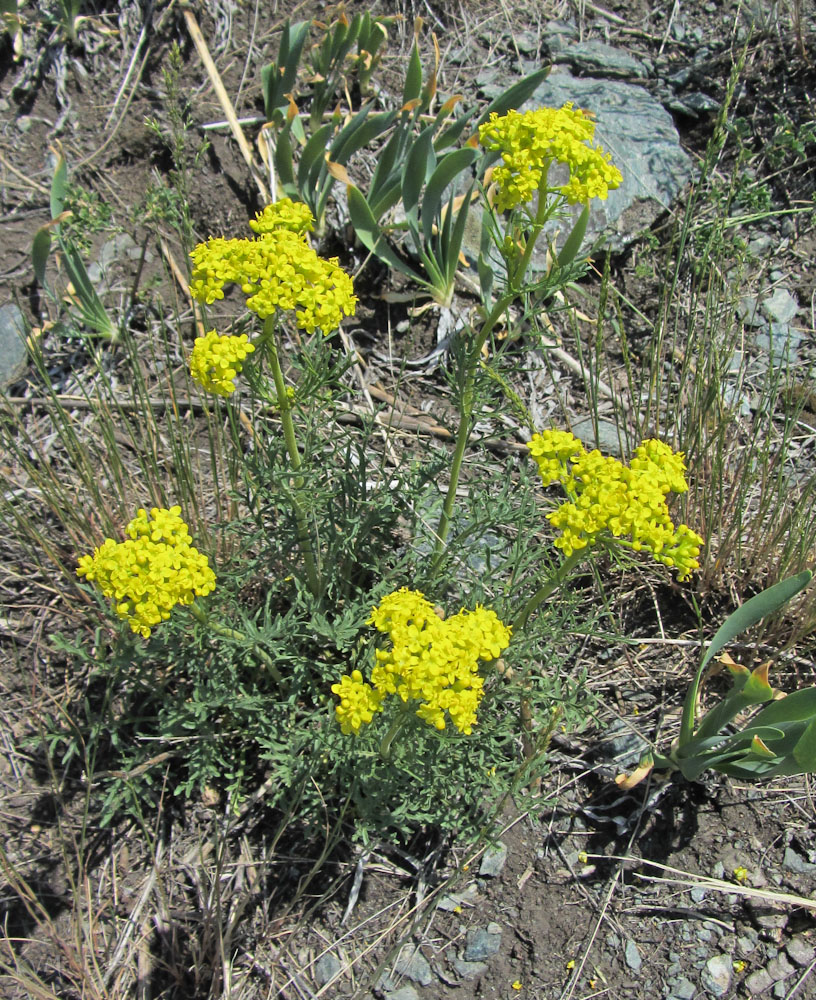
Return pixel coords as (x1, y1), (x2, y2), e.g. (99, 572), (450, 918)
(479, 104), (623, 211)
(77, 506), (216, 637)
(527, 431), (703, 579)
(189, 201), (356, 334)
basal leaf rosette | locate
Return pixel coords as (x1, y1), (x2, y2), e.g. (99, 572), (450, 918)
(528, 431), (703, 579)
(189, 200), (356, 334)
(77, 506), (216, 637)
(332, 589), (512, 736)
(479, 104), (623, 211)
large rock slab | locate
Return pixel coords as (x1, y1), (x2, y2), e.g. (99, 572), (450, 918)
(523, 73), (693, 251)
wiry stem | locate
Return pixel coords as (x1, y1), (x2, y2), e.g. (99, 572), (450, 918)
(261, 316), (321, 597)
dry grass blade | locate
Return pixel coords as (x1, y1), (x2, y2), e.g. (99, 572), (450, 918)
(589, 854), (816, 911)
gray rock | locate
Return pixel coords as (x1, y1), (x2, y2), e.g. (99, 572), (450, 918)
(464, 922), (503, 962)
(0, 303), (28, 388)
(479, 841), (509, 877)
(571, 416), (624, 457)
(452, 957), (489, 979)
(669, 975), (697, 999)
(738, 934), (758, 955)
(522, 74), (693, 252)
(783, 846), (816, 874)
(786, 936), (816, 967)
(668, 92), (720, 116)
(766, 952), (795, 982)
(755, 324), (801, 366)
(314, 952), (342, 986)
(562, 40), (649, 79)
(625, 939), (642, 972)
(544, 21), (578, 57)
(690, 887), (708, 904)
(738, 295), (765, 327)
(385, 988), (420, 1000)
(761, 287), (799, 324)
(745, 968), (774, 994)
(701, 955), (732, 997)
(395, 946), (433, 986)
(438, 883), (480, 911)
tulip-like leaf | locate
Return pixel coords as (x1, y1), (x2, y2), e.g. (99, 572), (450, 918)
(402, 126), (435, 222)
(557, 203), (589, 269)
(50, 145), (68, 223)
(445, 183), (476, 288)
(32, 228), (51, 286)
(421, 147), (478, 244)
(297, 123), (332, 193)
(261, 20), (310, 121)
(678, 570), (811, 746)
(793, 718), (816, 771)
(347, 185), (424, 285)
(402, 40), (422, 106)
(752, 687), (816, 726)
(271, 126), (297, 197)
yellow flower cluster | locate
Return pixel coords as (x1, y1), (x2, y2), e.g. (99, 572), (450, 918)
(249, 198), (314, 236)
(189, 330), (255, 396)
(478, 104), (623, 211)
(77, 506), (216, 638)
(528, 431), (703, 579)
(189, 202), (356, 334)
(331, 589), (512, 736)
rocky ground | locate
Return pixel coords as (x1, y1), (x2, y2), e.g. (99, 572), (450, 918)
(1, 2), (816, 998)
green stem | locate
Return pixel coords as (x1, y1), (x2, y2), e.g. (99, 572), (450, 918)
(430, 292), (513, 570)
(379, 705), (411, 761)
(512, 549), (587, 633)
(430, 179), (562, 573)
(261, 316), (321, 597)
(188, 601), (284, 685)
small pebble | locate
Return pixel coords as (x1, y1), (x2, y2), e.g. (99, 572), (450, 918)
(766, 952), (795, 983)
(701, 954), (732, 997)
(395, 946), (432, 986)
(479, 841), (508, 877)
(314, 952), (342, 986)
(786, 936), (816, 967)
(745, 968), (774, 994)
(624, 939), (642, 973)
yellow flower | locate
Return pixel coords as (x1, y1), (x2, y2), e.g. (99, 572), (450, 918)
(333, 589), (512, 735)
(330, 669), (384, 735)
(77, 506), (216, 637)
(479, 104), (623, 211)
(732, 866), (748, 883)
(249, 198), (314, 236)
(528, 431), (703, 579)
(566, 959), (575, 970)
(511, 981), (523, 991)
(189, 330), (255, 396)
(190, 208), (356, 334)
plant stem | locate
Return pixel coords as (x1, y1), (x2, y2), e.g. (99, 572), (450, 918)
(430, 292), (513, 570)
(512, 549), (586, 633)
(379, 706), (411, 760)
(261, 316), (321, 597)
(188, 601), (285, 684)
(430, 179), (560, 572)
